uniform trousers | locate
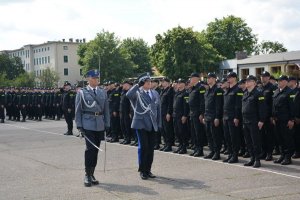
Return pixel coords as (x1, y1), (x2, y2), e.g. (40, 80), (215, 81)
(223, 119), (240, 155)
(243, 121), (261, 158)
(84, 130), (104, 167)
(205, 120), (222, 153)
(275, 120), (295, 157)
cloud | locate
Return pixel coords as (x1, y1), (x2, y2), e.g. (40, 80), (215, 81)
(0, 0), (299, 51)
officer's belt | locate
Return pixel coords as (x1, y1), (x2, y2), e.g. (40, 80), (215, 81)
(83, 111), (103, 116)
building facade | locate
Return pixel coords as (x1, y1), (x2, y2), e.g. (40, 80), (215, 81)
(1, 38), (85, 87)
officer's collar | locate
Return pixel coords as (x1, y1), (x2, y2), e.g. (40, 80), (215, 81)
(87, 85), (98, 90)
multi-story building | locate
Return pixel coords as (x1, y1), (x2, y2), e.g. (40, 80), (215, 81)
(1, 38), (85, 87)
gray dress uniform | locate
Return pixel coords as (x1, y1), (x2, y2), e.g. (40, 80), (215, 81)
(126, 78), (161, 179)
(75, 84), (110, 186)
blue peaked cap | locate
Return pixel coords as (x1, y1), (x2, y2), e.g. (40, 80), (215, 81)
(86, 69), (100, 78)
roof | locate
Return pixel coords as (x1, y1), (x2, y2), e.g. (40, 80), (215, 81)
(237, 50), (300, 65)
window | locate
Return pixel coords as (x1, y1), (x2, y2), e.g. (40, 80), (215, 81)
(42, 57), (44, 64)
(271, 66), (281, 74)
(48, 56), (50, 63)
(255, 68), (264, 76)
(48, 47), (50, 51)
(39, 58), (41, 65)
(64, 55), (68, 63)
(63, 46), (68, 50)
(64, 68), (68, 76)
(241, 68), (249, 79)
(39, 49), (41, 52)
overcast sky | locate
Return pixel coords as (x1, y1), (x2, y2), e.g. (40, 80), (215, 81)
(0, 0), (299, 51)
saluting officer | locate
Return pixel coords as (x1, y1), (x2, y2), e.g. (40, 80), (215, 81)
(242, 75), (267, 168)
(0, 87), (5, 123)
(272, 75), (295, 165)
(188, 72), (206, 157)
(223, 72), (243, 163)
(204, 73), (223, 160)
(172, 78), (189, 154)
(126, 72), (161, 180)
(75, 69), (110, 187)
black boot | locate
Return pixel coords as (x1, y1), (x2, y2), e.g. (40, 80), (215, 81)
(244, 157), (255, 166)
(281, 156), (292, 165)
(178, 147), (187, 154)
(223, 154), (232, 162)
(228, 154), (239, 163)
(265, 153), (273, 161)
(90, 167), (99, 185)
(273, 155), (284, 164)
(0, 119), (4, 123)
(212, 152), (220, 160)
(64, 130), (73, 135)
(253, 159), (261, 168)
(204, 151), (215, 159)
(84, 168), (92, 187)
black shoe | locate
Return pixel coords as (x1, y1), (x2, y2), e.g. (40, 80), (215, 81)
(84, 175), (92, 187)
(243, 152), (251, 158)
(253, 160), (261, 168)
(64, 131), (73, 135)
(173, 147), (181, 153)
(259, 152), (267, 159)
(90, 168), (99, 185)
(238, 150), (245, 156)
(109, 138), (119, 143)
(265, 154), (273, 161)
(131, 141), (138, 146)
(0, 119), (4, 123)
(228, 155), (238, 163)
(223, 150), (229, 155)
(223, 155), (232, 163)
(273, 155), (284, 164)
(16, 118), (20, 122)
(140, 172), (148, 180)
(220, 148), (227, 154)
(178, 148), (187, 154)
(159, 145), (166, 151)
(163, 146), (172, 152)
(204, 151), (215, 159)
(281, 158), (292, 165)
(189, 151), (196, 156)
(119, 140), (125, 144)
(273, 148), (280, 155)
(292, 152), (300, 159)
(123, 140), (131, 145)
(193, 150), (204, 157)
(212, 152), (220, 160)
(244, 158), (255, 166)
(22, 118), (25, 122)
(147, 172), (156, 178)
(153, 144), (160, 150)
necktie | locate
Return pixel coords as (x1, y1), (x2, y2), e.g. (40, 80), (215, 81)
(146, 91), (151, 99)
(93, 88), (96, 95)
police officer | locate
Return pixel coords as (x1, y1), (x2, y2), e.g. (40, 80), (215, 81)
(33, 88), (43, 121)
(0, 87), (5, 123)
(293, 83), (300, 159)
(27, 88), (34, 120)
(53, 88), (63, 120)
(151, 79), (162, 150)
(188, 72), (206, 157)
(172, 78), (189, 154)
(62, 82), (75, 135)
(260, 71), (277, 161)
(242, 75), (267, 168)
(108, 82), (121, 143)
(19, 88), (29, 122)
(223, 72), (243, 163)
(272, 75), (295, 165)
(75, 69), (110, 187)
(204, 73), (223, 160)
(119, 80), (133, 144)
(13, 88), (21, 121)
(160, 77), (175, 152)
(126, 72), (161, 180)
(6, 88), (13, 120)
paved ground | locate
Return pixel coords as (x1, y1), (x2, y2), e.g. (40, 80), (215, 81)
(0, 119), (300, 200)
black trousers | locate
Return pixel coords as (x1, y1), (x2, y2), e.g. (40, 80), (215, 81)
(260, 121), (274, 154)
(173, 116), (188, 147)
(295, 124), (300, 153)
(110, 114), (120, 139)
(205, 120), (222, 153)
(20, 105), (27, 119)
(13, 105), (20, 119)
(84, 130), (104, 168)
(243, 122), (261, 158)
(120, 113), (132, 141)
(0, 105), (4, 119)
(64, 111), (73, 131)
(223, 119), (240, 155)
(190, 115), (205, 149)
(161, 114), (174, 146)
(136, 129), (155, 173)
(275, 120), (295, 157)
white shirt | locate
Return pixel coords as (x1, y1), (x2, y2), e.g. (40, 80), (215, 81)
(143, 89), (152, 99)
(87, 85), (98, 95)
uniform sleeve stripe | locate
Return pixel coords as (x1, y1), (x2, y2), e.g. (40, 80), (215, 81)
(237, 93), (243, 96)
(216, 93), (223, 96)
(290, 95), (296, 98)
(199, 90), (205, 93)
(258, 97), (264, 100)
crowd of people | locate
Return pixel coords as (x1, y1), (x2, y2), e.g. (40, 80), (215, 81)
(0, 70), (299, 169)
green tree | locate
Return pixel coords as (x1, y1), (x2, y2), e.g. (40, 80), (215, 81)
(77, 30), (135, 82)
(0, 53), (25, 80)
(254, 40), (287, 55)
(120, 38), (152, 74)
(14, 72), (35, 88)
(38, 68), (60, 88)
(150, 26), (222, 79)
(205, 15), (257, 59)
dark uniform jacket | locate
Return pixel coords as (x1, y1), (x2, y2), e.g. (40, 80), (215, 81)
(33, 92), (43, 106)
(13, 92), (21, 106)
(0, 92), (6, 106)
(108, 88), (121, 114)
(223, 83), (243, 120)
(172, 89), (189, 118)
(53, 92), (62, 105)
(62, 91), (76, 111)
(160, 86), (174, 116)
(6, 91), (13, 106)
(261, 82), (277, 119)
(294, 89), (300, 120)
(242, 87), (266, 123)
(119, 89), (131, 115)
(19, 92), (29, 105)
(204, 84), (223, 121)
(272, 86), (294, 121)
(188, 82), (205, 117)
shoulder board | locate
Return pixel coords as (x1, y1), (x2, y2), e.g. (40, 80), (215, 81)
(258, 97), (265, 100)
(290, 95), (296, 98)
(237, 93), (243, 96)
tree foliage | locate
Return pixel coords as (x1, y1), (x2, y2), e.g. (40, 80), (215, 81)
(38, 67), (60, 88)
(0, 53), (25, 80)
(254, 40), (288, 55)
(150, 26), (222, 79)
(77, 30), (135, 82)
(120, 38), (152, 74)
(205, 15), (257, 59)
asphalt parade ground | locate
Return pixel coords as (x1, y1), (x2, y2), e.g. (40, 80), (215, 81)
(0, 120), (300, 200)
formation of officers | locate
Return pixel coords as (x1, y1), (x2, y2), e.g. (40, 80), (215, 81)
(1, 71), (300, 168)
(0, 82), (77, 135)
